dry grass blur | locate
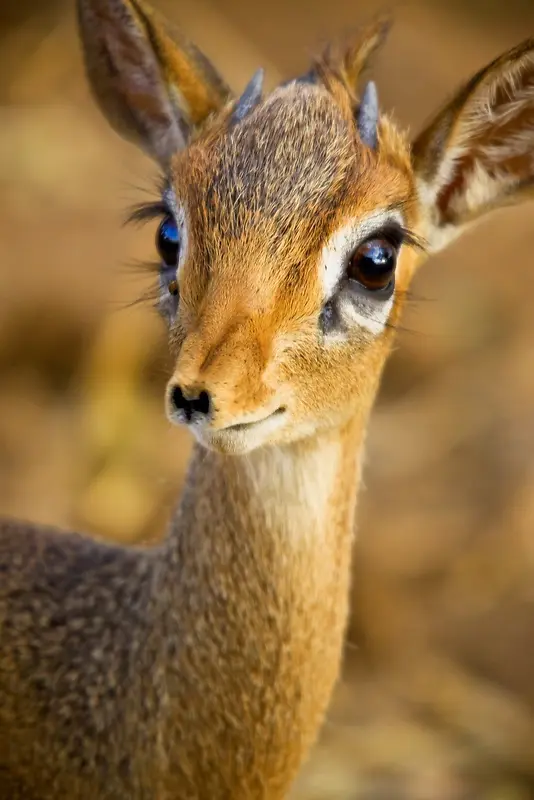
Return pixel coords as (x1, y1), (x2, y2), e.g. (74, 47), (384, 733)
(2, 0), (534, 796)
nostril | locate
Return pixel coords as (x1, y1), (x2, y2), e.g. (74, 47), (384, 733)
(170, 384), (187, 414)
(192, 390), (211, 417)
(169, 384), (211, 422)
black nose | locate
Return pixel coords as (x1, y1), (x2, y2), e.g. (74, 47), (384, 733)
(169, 385), (211, 423)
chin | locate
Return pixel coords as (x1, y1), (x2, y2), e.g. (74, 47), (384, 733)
(194, 429), (264, 456)
(192, 407), (294, 455)
(206, 411), (322, 452)
(193, 413), (334, 455)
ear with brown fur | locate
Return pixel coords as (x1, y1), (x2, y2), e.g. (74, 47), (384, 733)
(77, 0), (231, 165)
(413, 39), (534, 252)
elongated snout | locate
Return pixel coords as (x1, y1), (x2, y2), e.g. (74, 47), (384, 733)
(166, 313), (279, 430)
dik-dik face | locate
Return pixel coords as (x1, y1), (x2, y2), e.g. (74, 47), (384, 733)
(78, 0), (534, 454)
(155, 83), (419, 454)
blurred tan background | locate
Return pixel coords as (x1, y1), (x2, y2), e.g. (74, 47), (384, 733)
(2, 0), (534, 797)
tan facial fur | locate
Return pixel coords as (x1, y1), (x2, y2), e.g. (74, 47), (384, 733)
(165, 81), (417, 454)
(77, 2), (534, 462)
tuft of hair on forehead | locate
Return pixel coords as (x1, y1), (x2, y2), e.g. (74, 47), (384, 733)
(312, 17), (391, 107)
(378, 113), (413, 180)
(306, 17), (412, 178)
(181, 13), (412, 221)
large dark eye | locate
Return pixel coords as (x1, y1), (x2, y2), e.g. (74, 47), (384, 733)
(347, 238), (397, 292)
(156, 215), (180, 267)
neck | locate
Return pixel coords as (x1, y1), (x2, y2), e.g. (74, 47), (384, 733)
(157, 414), (367, 797)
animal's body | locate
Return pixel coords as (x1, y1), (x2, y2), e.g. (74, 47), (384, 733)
(1, 0), (533, 796)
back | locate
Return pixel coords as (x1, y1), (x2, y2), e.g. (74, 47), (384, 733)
(0, 519), (162, 798)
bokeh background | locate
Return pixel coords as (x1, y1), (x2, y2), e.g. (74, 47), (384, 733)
(2, 0), (534, 796)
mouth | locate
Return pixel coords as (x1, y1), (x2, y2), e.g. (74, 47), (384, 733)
(223, 406), (287, 432)
(195, 406), (287, 454)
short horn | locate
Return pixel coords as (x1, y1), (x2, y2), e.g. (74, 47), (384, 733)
(232, 68), (264, 123)
(357, 81), (379, 149)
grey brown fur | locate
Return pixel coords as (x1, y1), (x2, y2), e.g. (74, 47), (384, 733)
(0, 440), (360, 798)
(0, 518), (162, 797)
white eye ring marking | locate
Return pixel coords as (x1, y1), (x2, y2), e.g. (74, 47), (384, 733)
(338, 290), (395, 337)
(319, 210), (403, 336)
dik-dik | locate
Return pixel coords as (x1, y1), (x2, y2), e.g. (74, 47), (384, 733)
(0, 0), (533, 797)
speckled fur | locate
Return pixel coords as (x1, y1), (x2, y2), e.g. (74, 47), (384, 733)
(2, 1), (534, 797)
(0, 429), (364, 798)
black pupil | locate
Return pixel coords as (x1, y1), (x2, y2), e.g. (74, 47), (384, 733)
(157, 216), (180, 266)
(359, 241), (394, 277)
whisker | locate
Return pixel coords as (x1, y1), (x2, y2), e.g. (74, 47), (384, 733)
(146, 362), (175, 383)
(395, 287), (437, 304)
(120, 180), (159, 198)
(120, 169), (167, 197)
(108, 286), (162, 313)
(384, 320), (426, 337)
(117, 258), (162, 277)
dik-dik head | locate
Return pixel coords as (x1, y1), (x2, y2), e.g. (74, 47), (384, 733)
(78, 0), (534, 454)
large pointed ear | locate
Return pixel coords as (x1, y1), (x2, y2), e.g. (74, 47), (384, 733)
(413, 40), (534, 252)
(77, 0), (231, 166)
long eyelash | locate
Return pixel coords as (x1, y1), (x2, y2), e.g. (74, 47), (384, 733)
(399, 226), (428, 252)
(379, 222), (428, 253)
(124, 200), (170, 227)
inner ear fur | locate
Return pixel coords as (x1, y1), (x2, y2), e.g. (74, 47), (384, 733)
(413, 39), (534, 242)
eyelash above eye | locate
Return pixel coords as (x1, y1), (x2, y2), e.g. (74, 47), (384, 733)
(125, 200), (172, 227)
(375, 223), (427, 252)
